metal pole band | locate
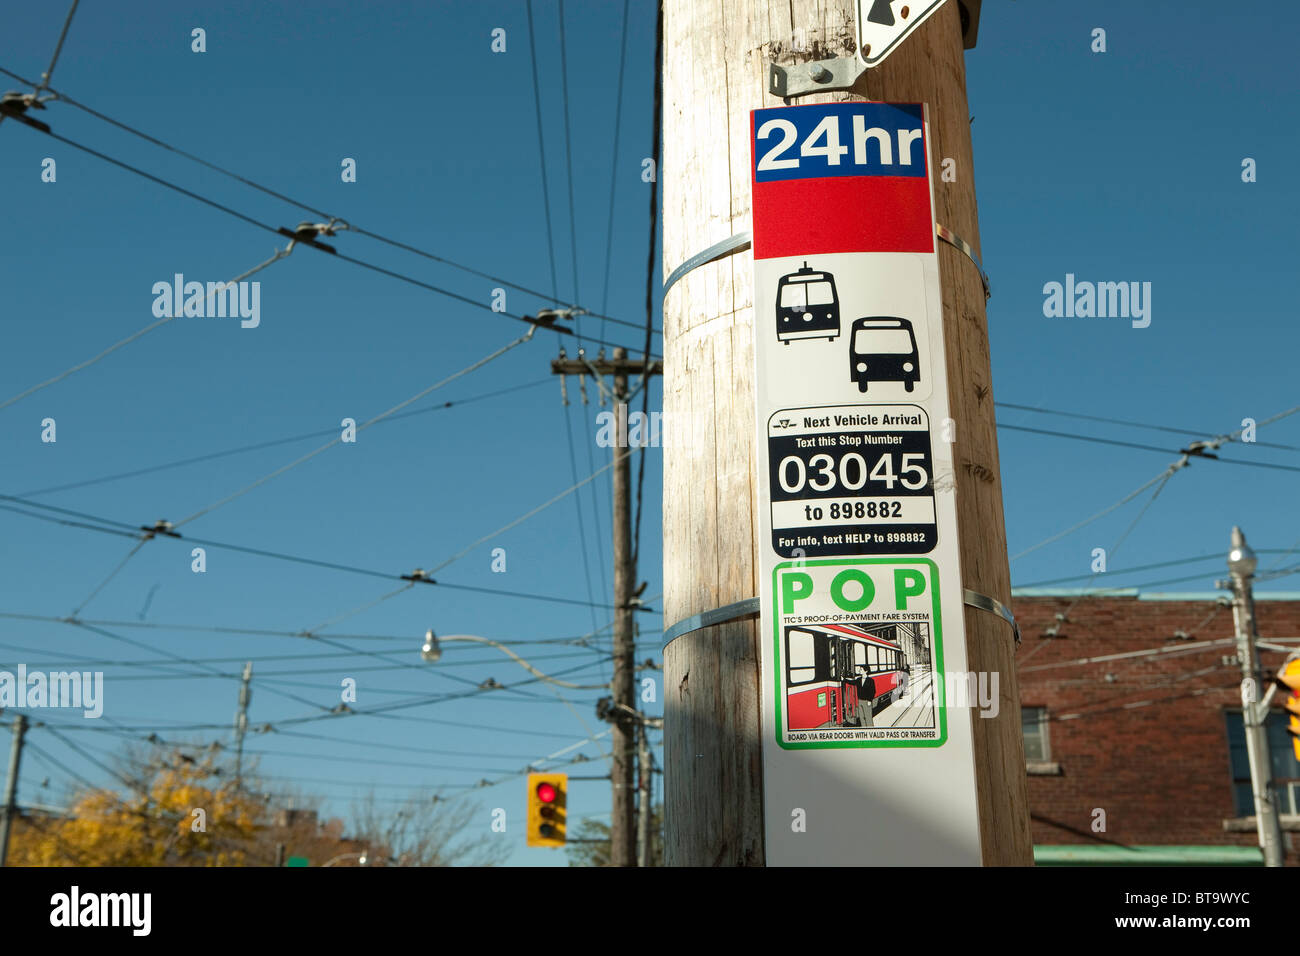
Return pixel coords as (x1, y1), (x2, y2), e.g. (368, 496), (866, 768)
(662, 590), (1019, 649)
(661, 226), (989, 303)
(962, 588), (1020, 647)
(662, 231), (752, 299)
(662, 597), (760, 648)
(935, 223), (990, 299)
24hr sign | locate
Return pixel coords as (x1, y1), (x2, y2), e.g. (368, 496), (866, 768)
(753, 102), (983, 866)
(768, 404), (937, 557)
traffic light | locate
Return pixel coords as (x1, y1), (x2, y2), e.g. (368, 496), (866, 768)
(526, 773), (566, 848)
(1277, 659), (1300, 762)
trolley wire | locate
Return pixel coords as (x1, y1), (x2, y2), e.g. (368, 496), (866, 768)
(1009, 464), (1178, 562)
(0, 243), (292, 413)
(525, 0), (607, 647)
(562, 404), (604, 637)
(1011, 549), (1299, 589)
(1009, 404), (1300, 562)
(557, 0), (583, 344)
(170, 328), (538, 529)
(294, 447), (636, 634)
(633, 1), (664, 570)
(68, 536), (149, 617)
(598, 0), (633, 319)
(0, 62), (654, 338)
(18, 377), (552, 498)
(524, 0), (561, 312)
(999, 423), (1300, 473)
(35, 0), (80, 93)
(997, 401), (1300, 453)
(1015, 472), (1176, 666)
(0, 115), (650, 356)
(0, 493), (636, 612)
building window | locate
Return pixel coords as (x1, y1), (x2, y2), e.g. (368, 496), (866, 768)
(1224, 710), (1300, 816)
(1022, 706), (1050, 762)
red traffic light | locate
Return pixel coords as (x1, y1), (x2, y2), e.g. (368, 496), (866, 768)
(536, 782), (558, 804)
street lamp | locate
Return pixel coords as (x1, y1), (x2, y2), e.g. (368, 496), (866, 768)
(321, 850), (368, 867)
(1227, 526), (1257, 579)
(420, 629), (609, 690)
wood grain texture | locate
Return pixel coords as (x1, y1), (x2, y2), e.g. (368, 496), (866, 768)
(661, 0), (1032, 866)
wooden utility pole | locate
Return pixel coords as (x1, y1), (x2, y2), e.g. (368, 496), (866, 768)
(233, 661), (253, 789)
(609, 349), (636, 867)
(0, 714), (28, 867)
(661, 0), (1034, 865)
(552, 347), (662, 866)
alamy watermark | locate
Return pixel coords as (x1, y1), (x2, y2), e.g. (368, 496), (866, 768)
(1042, 273), (1151, 328)
(596, 402), (689, 449)
(151, 273), (260, 328)
(917, 670), (1000, 718)
(0, 665), (103, 718)
(50, 886), (150, 936)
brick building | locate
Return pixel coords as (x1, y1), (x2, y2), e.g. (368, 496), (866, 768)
(1011, 590), (1300, 865)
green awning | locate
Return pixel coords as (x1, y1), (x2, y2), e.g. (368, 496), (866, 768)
(1034, 845), (1264, 866)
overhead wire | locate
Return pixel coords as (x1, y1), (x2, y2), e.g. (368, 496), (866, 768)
(557, 0), (582, 345)
(999, 423), (1300, 473)
(289, 447), (639, 635)
(0, 495), (633, 612)
(170, 327), (538, 528)
(0, 611), (402, 643)
(0, 244), (294, 413)
(1009, 464), (1178, 562)
(428, 446), (632, 576)
(633, 0), (664, 570)
(1, 114), (648, 357)
(0, 62), (655, 339)
(997, 401), (1300, 453)
(528, 0), (607, 646)
(599, 0), (633, 318)
(0, 503), (141, 540)
(70, 619), (334, 713)
(35, 0), (80, 92)
(0, 30), (663, 783)
(1015, 472), (1176, 665)
(1009, 549), (1300, 589)
(19, 377), (551, 498)
(562, 403), (604, 637)
(67, 536), (149, 617)
(1008, 400), (1300, 564)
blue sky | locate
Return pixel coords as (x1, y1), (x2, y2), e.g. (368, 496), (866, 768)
(0, 0), (1297, 866)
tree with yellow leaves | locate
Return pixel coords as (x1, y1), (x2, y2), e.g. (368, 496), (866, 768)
(9, 745), (264, 867)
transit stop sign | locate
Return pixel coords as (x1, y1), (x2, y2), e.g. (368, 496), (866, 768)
(750, 100), (983, 866)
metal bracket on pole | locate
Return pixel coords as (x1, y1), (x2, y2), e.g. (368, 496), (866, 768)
(663, 589), (1019, 649)
(935, 223), (990, 299)
(662, 597), (760, 648)
(962, 588), (1020, 648)
(767, 57), (867, 100)
(662, 224), (990, 305)
(662, 231), (752, 299)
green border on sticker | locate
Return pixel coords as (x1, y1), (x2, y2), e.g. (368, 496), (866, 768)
(771, 557), (947, 750)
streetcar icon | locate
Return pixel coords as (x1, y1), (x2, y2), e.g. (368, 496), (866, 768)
(776, 263), (840, 344)
(849, 316), (920, 392)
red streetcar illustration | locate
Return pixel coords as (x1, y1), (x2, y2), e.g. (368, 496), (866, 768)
(784, 623), (910, 729)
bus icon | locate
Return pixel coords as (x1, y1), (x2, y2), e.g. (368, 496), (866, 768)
(776, 263), (840, 344)
(849, 317), (920, 392)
